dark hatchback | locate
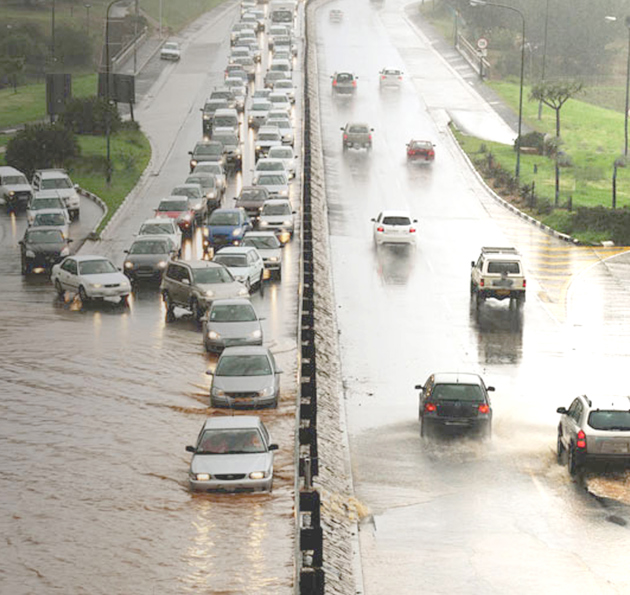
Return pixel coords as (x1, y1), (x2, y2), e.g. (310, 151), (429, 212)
(19, 226), (72, 275)
(123, 237), (177, 283)
(416, 372), (494, 439)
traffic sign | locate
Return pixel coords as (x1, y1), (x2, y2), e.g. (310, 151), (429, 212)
(477, 37), (488, 50)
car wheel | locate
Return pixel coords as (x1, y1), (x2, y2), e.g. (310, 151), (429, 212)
(120, 294), (129, 308)
(275, 268), (282, 281)
(163, 291), (175, 322)
(78, 285), (89, 303)
(556, 432), (565, 464)
(55, 279), (65, 298)
(470, 280), (476, 296)
(567, 443), (581, 477)
(191, 298), (204, 321)
(259, 272), (265, 295)
(342, 143), (348, 151)
(476, 292), (485, 308)
(245, 279), (252, 293)
(21, 257), (30, 276)
(420, 417), (428, 438)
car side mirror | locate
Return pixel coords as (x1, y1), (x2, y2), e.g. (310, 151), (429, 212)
(205, 370), (214, 376)
(182, 278), (190, 285)
(18, 240), (23, 245)
(268, 444), (279, 451)
(74, 184), (79, 189)
(123, 249), (129, 253)
(556, 407), (567, 414)
(186, 445), (196, 453)
(188, 151), (193, 155)
(118, 267), (122, 271)
(414, 384), (423, 390)
(471, 261), (475, 267)
(487, 386), (495, 392)
(370, 128), (374, 131)
(340, 127), (344, 131)
(413, 219), (418, 223)
(276, 369), (284, 374)
(370, 218), (375, 222)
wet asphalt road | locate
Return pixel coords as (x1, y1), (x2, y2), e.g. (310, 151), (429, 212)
(0, 4), (302, 594)
(315, 1), (630, 593)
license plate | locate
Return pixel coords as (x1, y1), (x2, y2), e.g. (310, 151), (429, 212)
(493, 278), (513, 288)
(495, 289), (510, 297)
(600, 442), (630, 454)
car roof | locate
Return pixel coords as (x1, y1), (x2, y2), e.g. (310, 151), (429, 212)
(220, 345), (271, 356)
(581, 395), (630, 410)
(431, 372), (485, 385)
(201, 415), (263, 430)
(141, 217), (177, 226)
(210, 297), (254, 308)
(173, 259), (224, 269)
(173, 183), (201, 189)
(32, 190), (64, 200)
(24, 225), (65, 234)
(215, 246), (257, 256)
(244, 231), (278, 238)
(33, 207), (67, 215)
(346, 122), (370, 128)
(37, 170), (71, 179)
(213, 208), (242, 214)
(70, 254), (112, 262)
(263, 198), (291, 205)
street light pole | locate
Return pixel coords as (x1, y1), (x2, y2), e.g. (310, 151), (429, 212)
(85, 4), (91, 37)
(470, 0), (526, 179)
(105, 0), (119, 185)
(51, 0), (56, 63)
(538, 0), (550, 120)
(624, 16), (630, 156)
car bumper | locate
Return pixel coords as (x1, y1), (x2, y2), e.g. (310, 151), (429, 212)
(375, 233), (415, 245)
(189, 476), (272, 492)
(211, 393), (277, 408)
(205, 336), (263, 352)
(425, 416), (490, 432)
(86, 287), (130, 299)
(479, 289), (525, 301)
(124, 268), (164, 282)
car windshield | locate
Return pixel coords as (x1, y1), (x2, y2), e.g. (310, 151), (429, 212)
(215, 116), (237, 126)
(257, 162), (284, 171)
(31, 198), (63, 210)
(268, 120), (290, 130)
(262, 203), (291, 215)
(164, 43), (178, 50)
(204, 101), (226, 111)
(213, 134), (238, 147)
(210, 303), (257, 322)
(193, 266), (234, 284)
(259, 132), (280, 141)
(197, 428), (265, 454)
(275, 81), (292, 89)
(258, 174), (286, 185)
(588, 410), (630, 431)
(195, 164), (222, 175)
(243, 236), (280, 249)
(186, 175), (216, 189)
(26, 229), (64, 243)
(487, 261), (521, 275)
(129, 240), (169, 255)
(211, 91), (231, 100)
(172, 187), (201, 198)
(252, 103), (271, 111)
(140, 222), (175, 235)
(431, 384), (485, 402)
(215, 354), (272, 376)
(41, 177), (72, 189)
(196, 144), (222, 155)
(34, 213), (65, 226)
(270, 96), (289, 104)
(4, 175), (28, 184)
(214, 255), (248, 267)
(158, 200), (187, 211)
(79, 259), (117, 275)
(382, 216), (411, 226)
(269, 148), (292, 159)
(209, 212), (240, 225)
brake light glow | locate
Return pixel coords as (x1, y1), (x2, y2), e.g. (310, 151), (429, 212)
(398, 76), (402, 80)
(332, 80), (337, 86)
(352, 80), (356, 87)
(522, 279), (527, 288)
(478, 404), (490, 414)
(425, 402), (437, 412)
(376, 226), (384, 233)
(576, 430), (586, 449)
(343, 134), (348, 140)
(407, 149), (414, 155)
(409, 228), (416, 233)
(381, 75), (386, 80)
(368, 134), (372, 140)
(480, 279), (485, 287)
(428, 150), (434, 158)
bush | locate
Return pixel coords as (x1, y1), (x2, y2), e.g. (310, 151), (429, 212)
(516, 131), (544, 153)
(60, 96), (122, 135)
(5, 123), (80, 178)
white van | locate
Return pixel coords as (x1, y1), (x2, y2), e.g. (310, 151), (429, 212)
(0, 166), (33, 212)
(211, 108), (240, 137)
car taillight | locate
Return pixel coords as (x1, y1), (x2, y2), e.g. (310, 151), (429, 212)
(576, 430), (586, 449)
(480, 279), (485, 287)
(478, 404), (490, 414)
(522, 279), (527, 288)
(332, 80), (337, 86)
(409, 228), (416, 233)
(368, 134), (372, 140)
(343, 134), (348, 140)
(352, 80), (356, 87)
(381, 75), (386, 80)
(398, 76), (402, 80)
(407, 149), (413, 155)
(425, 402), (437, 412)
(376, 226), (384, 233)
(428, 150), (434, 157)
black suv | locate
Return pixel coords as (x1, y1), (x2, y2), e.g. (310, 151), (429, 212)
(19, 226), (72, 275)
(415, 372), (495, 439)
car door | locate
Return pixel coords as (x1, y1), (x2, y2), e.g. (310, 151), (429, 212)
(372, 212), (382, 238)
(561, 398), (581, 448)
(59, 258), (79, 291)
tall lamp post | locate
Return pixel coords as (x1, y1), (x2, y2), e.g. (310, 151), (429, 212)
(85, 4), (92, 37)
(538, 0), (550, 119)
(470, 0), (526, 179)
(51, 0), (56, 62)
(105, 0), (120, 185)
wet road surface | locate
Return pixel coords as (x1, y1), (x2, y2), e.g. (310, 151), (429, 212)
(315, 0), (630, 593)
(0, 4), (302, 594)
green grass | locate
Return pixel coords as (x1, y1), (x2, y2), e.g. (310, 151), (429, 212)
(68, 129), (151, 234)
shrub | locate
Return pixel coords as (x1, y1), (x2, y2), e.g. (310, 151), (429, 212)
(516, 131), (544, 153)
(60, 96), (121, 135)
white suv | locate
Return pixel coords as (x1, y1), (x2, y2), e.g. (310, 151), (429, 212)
(470, 246), (526, 307)
(557, 395), (630, 476)
(31, 169), (81, 220)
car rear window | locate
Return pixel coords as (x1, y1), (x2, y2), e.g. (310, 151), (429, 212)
(431, 384), (484, 402)
(588, 410), (630, 431)
(348, 125), (368, 133)
(487, 261), (521, 275)
(382, 216), (411, 226)
(336, 73), (353, 82)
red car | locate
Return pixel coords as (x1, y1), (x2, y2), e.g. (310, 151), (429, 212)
(154, 197), (196, 234)
(406, 139), (435, 163)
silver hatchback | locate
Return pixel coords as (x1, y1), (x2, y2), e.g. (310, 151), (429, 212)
(202, 298), (263, 352)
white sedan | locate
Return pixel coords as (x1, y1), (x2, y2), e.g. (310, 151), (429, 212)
(267, 145), (297, 178)
(51, 255), (132, 304)
(160, 41), (181, 61)
(253, 171), (289, 198)
(371, 210), (417, 246)
(212, 246), (266, 292)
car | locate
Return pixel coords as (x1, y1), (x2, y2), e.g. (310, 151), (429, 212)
(202, 298), (263, 352)
(268, 25), (291, 48)
(160, 41), (181, 61)
(264, 117), (294, 145)
(224, 77), (248, 112)
(154, 196), (196, 235)
(185, 173), (221, 211)
(233, 37), (261, 62)
(30, 208), (71, 239)
(251, 88), (272, 102)
(188, 140), (225, 172)
(211, 107), (241, 136)
(470, 246), (526, 307)
(209, 87), (237, 111)
(379, 67), (403, 88)
(273, 35), (296, 57)
(137, 217), (183, 255)
(51, 255), (131, 305)
(240, 0), (257, 14)
(230, 46), (254, 62)
(19, 226), (72, 275)
(192, 162), (227, 195)
(26, 190), (67, 225)
(200, 98), (229, 136)
(268, 58), (292, 78)
(371, 210), (417, 246)
(272, 79), (295, 102)
(406, 139), (435, 163)
(254, 157), (289, 178)
(203, 207), (253, 253)
(213, 245), (266, 292)
(258, 198), (295, 240)
(253, 171), (290, 198)
(231, 22), (256, 44)
(247, 8), (265, 31)
(160, 259), (249, 321)
(0, 165), (32, 212)
(230, 56), (256, 82)
(255, 126), (283, 159)
(271, 48), (293, 63)
(248, 99), (273, 129)
(415, 372), (495, 439)
(234, 185), (270, 219)
(170, 183), (207, 221)
(186, 416), (278, 492)
(264, 69), (289, 89)
(267, 91), (292, 114)
(207, 345), (282, 408)
(556, 394), (630, 476)
(331, 71), (357, 94)
(341, 122), (373, 150)
(210, 131), (242, 173)
(31, 169), (80, 220)
(243, 231), (283, 279)
(267, 145), (297, 178)
(240, 12), (260, 32)
(329, 8), (343, 22)
(123, 237), (176, 283)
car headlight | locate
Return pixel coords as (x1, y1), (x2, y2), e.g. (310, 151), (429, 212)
(89, 283), (102, 289)
(158, 260), (167, 268)
(182, 213), (192, 221)
(205, 289), (214, 298)
(259, 220), (268, 227)
(278, 231), (290, 244)
(232, 228), (241, 237)
(203, 114), (210, 120)
(279, 189), (288, 196)
(249, 471), (266, 480)
(283, 219), (292, 225)
(124, 261), (134, 269)
(251, 329), (262, 339)
(238, 287), (249, 297)
(203, 228), (209, 237)
(195, 473), (211, 481)
(235, 149), (242, 156)
(192, 203), (202, 210)
(256, 145), (262, 151)
(60, 247), (70, 257)
(191, 159), (198, 167)
(211, 387), (225, 397)
(259, 386), (274, 397)
(208, 191), (216, 199)
(25, 249), (35, 258)
(8, 190), (15, 197)
(208, 330), (220, 340)
(268, 256), (278, 262)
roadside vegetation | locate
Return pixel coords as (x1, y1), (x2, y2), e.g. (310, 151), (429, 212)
(421, 0), (630, 245)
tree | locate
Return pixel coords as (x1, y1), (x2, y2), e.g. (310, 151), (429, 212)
(530, 80), (583, 205)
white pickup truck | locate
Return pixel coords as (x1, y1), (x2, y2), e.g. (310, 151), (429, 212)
(470, 246), (526, 307)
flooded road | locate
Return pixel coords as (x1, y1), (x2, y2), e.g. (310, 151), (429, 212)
(0, 5), (302, 594)
(315, 0), (630, 593)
